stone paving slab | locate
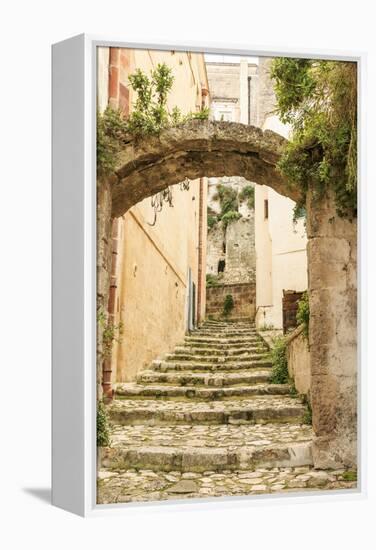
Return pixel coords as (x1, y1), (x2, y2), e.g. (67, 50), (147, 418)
(108, 396), (306, 425)
(108, 423), (314, 448)
(115, 382), (289, 399)
(97, 466), (357, 504)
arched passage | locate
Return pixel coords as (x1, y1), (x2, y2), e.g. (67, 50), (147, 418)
(111, 120), (300, 217)
(97, 119), (357, 471)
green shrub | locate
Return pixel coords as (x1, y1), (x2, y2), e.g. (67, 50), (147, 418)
(239, 185), (255, 209)
(221, 210), (242, 228)
(223, 294), (234, 317)
(97, 63), (209, 176)
(97, 400), (111, 447)
(269, 336), (289, 384)
(296, 291), (310, 339)
(270, 58), (357, 218)
(207, 215), (218, 229)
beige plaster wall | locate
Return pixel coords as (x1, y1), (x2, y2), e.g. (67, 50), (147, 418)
(255, 58), (308, 330)
(102, 48), (209, 382)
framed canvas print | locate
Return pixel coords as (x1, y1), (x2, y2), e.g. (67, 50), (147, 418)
(52, 35), (365, 516)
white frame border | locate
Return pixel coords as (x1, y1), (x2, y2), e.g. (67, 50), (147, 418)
(52, 33), (367, 517)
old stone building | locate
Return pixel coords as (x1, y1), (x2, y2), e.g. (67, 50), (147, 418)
(97, 48), (209, 389)
(254, 57), (308, 329)
(205, 59), (257, 320)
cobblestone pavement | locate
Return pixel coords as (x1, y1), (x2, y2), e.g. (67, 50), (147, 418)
(97, 466), (357, 504)
(109, 423), (313, 448)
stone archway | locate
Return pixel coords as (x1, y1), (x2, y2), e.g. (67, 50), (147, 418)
(97, 119), (357, 470)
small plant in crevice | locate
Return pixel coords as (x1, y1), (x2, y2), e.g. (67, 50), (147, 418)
(296, 291), (310, 339)
(97, 400), (111, 447)
(289, 381), (298, 396)
(98, 308), (124, 359)
(259, 323), (276, 332)
(212, 184), (243, 229)
(342, 470), (357, 482)
(302, 397), (313, 425)
(221, 210), (242, 228)
(206, 274), (219, 287)
(269, 336), (289, 384)
(223, 294), (234, 317)
(239, 184), (255, 210)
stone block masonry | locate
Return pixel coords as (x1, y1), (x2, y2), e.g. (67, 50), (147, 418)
(206, 282), (256, 320)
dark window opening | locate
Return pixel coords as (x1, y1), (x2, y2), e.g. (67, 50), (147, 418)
(248, 77), (252, 124)
(222, 242), (226, 253)
(218, 260), (226, 273)
(264, 199), (269, 219)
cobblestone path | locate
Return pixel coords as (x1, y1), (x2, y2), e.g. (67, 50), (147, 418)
(98, 320), (357, 504)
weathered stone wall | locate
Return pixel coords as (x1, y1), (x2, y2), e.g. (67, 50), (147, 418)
(206, 60), (258, 126)
(282, 290), (304, 334)
(225, 215), (255, 284)
(206, 283), (256, 320)
(206, 176), (256, 285)
(286, 325), (311, 398)
(96, 176), (114, 396)
(257, 58), (277, 128)
(307, 189), (357, 469)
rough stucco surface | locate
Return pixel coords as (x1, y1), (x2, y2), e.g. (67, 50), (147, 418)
(307, 189), (357, 469)
(286, 326), (311, 397)
(97, 176), (114, 396)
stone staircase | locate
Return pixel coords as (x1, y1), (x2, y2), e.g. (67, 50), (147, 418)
(98, 320), (354, 503)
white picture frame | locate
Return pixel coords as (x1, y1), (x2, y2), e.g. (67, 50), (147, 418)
(52, 34), (366, 517)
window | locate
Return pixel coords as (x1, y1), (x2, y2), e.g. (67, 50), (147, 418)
(218, 260), (226, 273)
(264, 199), (269, 219)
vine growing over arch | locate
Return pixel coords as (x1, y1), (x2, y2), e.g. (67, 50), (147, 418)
(270, 58), (357, 218)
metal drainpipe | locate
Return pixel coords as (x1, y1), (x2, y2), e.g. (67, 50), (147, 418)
(197, 177), (204, 324)
(102, 218), (120, 401)
(196, 87), (209, 324)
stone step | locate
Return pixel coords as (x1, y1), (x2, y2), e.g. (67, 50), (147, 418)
(115, 382), (289, 399)
(100, 423), (313, 473)
(201, 322), (255, 328)
(182, 340), (266, 350)
(108, 396), (307, 426)
(185, 336), (262, 345)
(193, 329), (258, 337)
(175, 346), (268, 356)
(151, 359), (272, 372)
(165, 352), (270, 364)
(137, 370), (273, 387)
